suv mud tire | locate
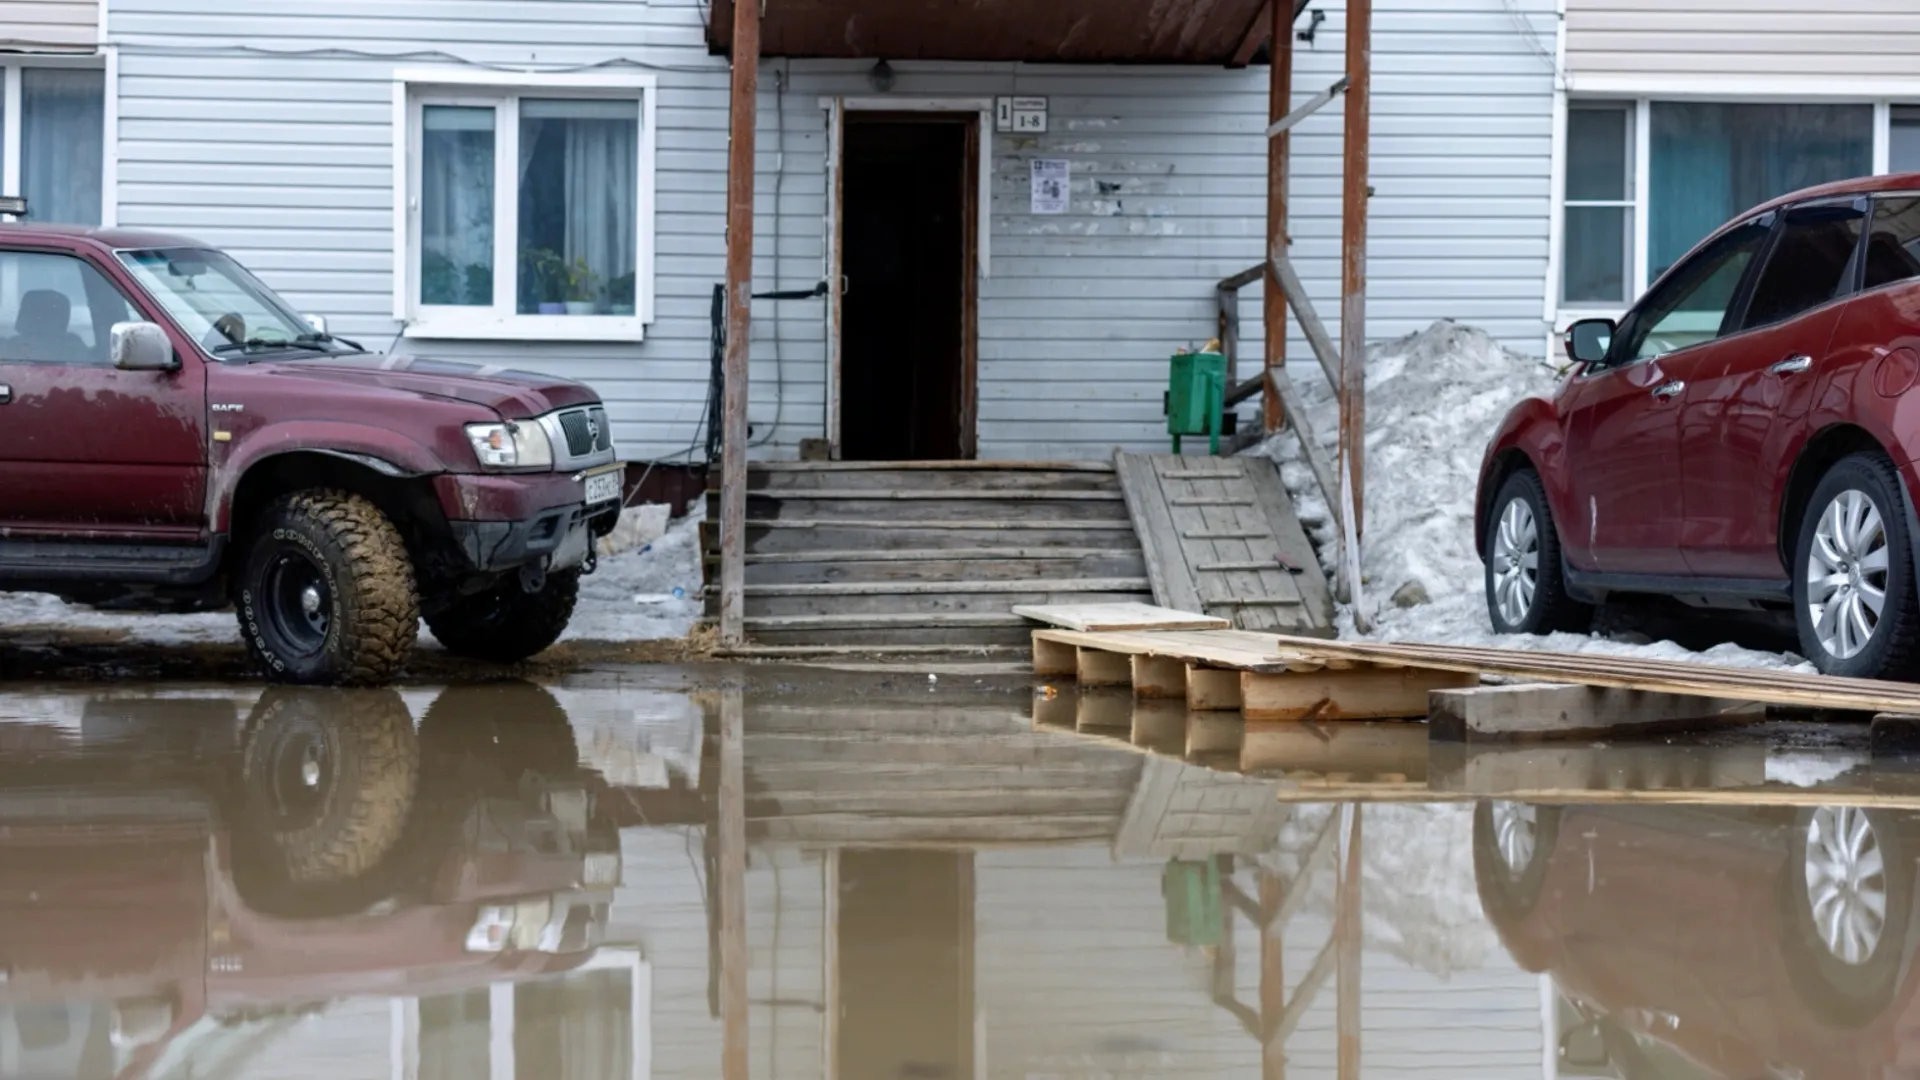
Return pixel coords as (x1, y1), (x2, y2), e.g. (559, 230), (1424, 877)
(237, 490), (419, 686)
(1793, 453), (1920, 680)
(1484, 469), (1592, 635)
(425, 570), (579, 664)
(229, 687), (419, 916)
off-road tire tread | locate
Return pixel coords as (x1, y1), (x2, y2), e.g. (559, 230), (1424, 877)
(243, 689), (420, 884)
(425, 570), (580, 664)
(238, 489), (419, 685)
(1794, 453), (1920, 680)
(1486, 469), (1592, 635)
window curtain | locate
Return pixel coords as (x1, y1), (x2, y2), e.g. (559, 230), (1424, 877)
(518, 99), (638, 313)
(419, 106), (496, 306)
(1650, 103), (1870, 278)
(22, 69), (105, 227)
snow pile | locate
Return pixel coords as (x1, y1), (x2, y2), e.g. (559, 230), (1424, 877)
(1250, 319), (1807, 671)
(0, 502), (705, 649)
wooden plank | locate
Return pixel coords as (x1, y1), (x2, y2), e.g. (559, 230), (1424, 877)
(1184, 530), (1266, 540)
(750, 460), (1116, 472)
(1268, 366), (1338, 517)
(749, 613), (1030, 631)
(1077, 647), (1134, 687)
(1132, 654), (1188, 699)
(745, 547), (1134, 564)
(752, 578), (1151, 597)
(1033, 627), (1300, 674)
(1115, 451), (1205, 614)
(749, 488), (1125, 501)
(1241, 721), (1429, 778)
(1429, 683), (1765, 742)
(1187, 666), (1243, 711)
(743, 519), (1135, 530)
(1269, 249), (1341, 390)
(1032, 634), (1078, 677)
(1244, 455), (1334, 632)
(1015, 601), (1230, 633)
(1240, 668), (1479, 721)
(1171, 497), (1256, 507)
(1152, 468), (1249, 481)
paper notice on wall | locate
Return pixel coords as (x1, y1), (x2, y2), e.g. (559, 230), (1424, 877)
(1031, 159), (1070, 214)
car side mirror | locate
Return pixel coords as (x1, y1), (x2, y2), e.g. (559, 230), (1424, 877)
(110, 321), (177, 371)
(304, 314), (327, 334)
(1564, 318), (1615, 367)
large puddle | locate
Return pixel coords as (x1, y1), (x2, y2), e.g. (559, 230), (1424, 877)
(0, 673), (1914, 1079)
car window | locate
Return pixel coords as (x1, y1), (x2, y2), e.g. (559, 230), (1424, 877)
(1863, 195), (1920, 290)
(1618, 219), (1772, 363)
(1741, 202), (1865, 330)
(0, 250), (134, 366)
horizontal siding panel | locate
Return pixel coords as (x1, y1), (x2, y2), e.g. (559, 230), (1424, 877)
(1567, 0), (1920, 77)
(0, 0), (96, 48)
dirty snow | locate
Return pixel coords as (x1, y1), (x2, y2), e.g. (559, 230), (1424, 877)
(0, 502), (705, 649)
(1249, 319), (1808, 671)
(1765, 751), (1867, 788)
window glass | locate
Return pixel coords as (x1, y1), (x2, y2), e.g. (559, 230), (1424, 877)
(118, 247), (351, 357)
(516, 99), (639, 316)
(418, 990), (489, 1080)
(22, 69), (104, 227)
(1620, 219), (1770, 362)
(1649, 103), (1871, 279)
(420, 105), (497, 307)
(1864, 196), (1920, 291)
(515, 968), (633, 1080)
(1564, 104), (1634, 306)
(1742, 202), (1864, 330)
(1893, 108), (1920, 175)
(0, 250), (132, 365)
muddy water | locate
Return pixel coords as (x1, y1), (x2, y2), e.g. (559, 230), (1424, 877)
(0, 673), (1916, 1080)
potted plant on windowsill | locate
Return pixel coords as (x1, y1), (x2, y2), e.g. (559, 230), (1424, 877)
(525, 248), (568, 315)
(563, 257), (602, 316)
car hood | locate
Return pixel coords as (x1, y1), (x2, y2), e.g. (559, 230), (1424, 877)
(254, 354), (600, 419)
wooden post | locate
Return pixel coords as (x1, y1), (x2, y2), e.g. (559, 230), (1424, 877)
(718, 686), (749, 1080)
(1263, 0), (1292, 434)
(1338, 0), (1371, 545)
(717, 0), (761, 647)
(1336, 805), (1362, 1080)
(1259, 869), (1286, 1080)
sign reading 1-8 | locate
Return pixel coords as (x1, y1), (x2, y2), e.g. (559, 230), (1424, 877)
(995, 96), (1049, 134)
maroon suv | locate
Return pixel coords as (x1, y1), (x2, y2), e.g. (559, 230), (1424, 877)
(0, 225), (625, 684)
(1481, 174), (1920, 679)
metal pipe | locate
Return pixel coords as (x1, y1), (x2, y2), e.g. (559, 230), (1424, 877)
(718, 0), (760, 648)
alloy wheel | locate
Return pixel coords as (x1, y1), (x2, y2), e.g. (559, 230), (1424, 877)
(1804, 806), (1889, 966)
(1807, 490), (1891, 660)
(1493, 498), (1540, 626)
(1490, 801), (1538, 876)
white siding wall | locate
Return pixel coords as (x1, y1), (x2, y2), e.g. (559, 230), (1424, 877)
(106, 0), (1553, 462)
(1568, 0), (1920, 79)
(1, 0), (97, 50)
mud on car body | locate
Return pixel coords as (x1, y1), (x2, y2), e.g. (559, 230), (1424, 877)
(0, 224), (624, 684)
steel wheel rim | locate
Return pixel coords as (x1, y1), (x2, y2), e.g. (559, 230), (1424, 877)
(1804, 806), (1889, 966)
(1492, 498), (1541, 627)
(1807, 489), (1890, 661)
(265, 551), (331, 659)
(1490, 801), (1537, 876)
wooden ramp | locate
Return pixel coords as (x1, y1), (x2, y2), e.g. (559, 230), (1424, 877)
(1113, 452), (1333, 637)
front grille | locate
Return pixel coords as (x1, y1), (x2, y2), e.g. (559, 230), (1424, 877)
(556, 410), (595, 456)
(589, 406), (612, 451)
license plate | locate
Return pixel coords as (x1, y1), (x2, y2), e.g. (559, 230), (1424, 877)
(582, 470), (622, 506)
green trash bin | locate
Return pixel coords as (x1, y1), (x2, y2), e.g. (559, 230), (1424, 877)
(1166, 350), (1227, 455)
(1162, 857), (1224, 947)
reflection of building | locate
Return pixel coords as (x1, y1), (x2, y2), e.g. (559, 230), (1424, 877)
(393, 950), (649, 1080)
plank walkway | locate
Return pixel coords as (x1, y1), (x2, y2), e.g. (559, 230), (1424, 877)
(1113, 452), (1333, 637)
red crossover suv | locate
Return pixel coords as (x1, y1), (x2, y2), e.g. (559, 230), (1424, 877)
(1480, 174), (1920, 679)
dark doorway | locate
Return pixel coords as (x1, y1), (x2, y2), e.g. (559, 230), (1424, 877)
(840, 115), (977, 461)
(837, 850), (975, 1080)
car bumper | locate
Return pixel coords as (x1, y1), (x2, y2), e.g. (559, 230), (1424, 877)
(436, 471), (622, 573)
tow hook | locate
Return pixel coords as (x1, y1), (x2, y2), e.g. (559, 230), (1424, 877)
(519, 560), (547, 594)
(583, 549), (597, 577)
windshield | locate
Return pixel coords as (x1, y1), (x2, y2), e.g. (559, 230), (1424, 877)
(114, 248), (358, 359)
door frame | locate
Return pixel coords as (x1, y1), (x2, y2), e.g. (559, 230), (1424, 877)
(821, 96), (990, 461)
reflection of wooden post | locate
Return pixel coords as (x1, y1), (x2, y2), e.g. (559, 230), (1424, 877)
(719, 687), (748, 1080)
(1259, 869), (1285, 1080)
(1336, 805), (1362, 1080)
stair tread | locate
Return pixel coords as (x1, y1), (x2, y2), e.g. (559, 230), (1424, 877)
(745, 578), (1152, 597)
(737, 519), (1136, 530)
(746, 612), (1036, 629)
(738, 547), (1141, 564)
(750, 460), (1114, 473)
(744, 489), (1124, 501)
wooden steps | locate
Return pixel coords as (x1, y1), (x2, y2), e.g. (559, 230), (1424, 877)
(704, 465), (1157, 650)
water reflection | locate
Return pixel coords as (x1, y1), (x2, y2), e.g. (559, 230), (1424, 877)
(3, 677), (1920, 1078)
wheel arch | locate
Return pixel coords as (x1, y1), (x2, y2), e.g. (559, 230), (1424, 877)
(1779, 424), (1896, 571)
(225, 451), (453, 573)
(1477, 448), (1539, 563)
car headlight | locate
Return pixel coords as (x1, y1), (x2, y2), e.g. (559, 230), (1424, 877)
(464, 898), (557, 954)
(465, 905), (515, 953)
(465, 421), (553, 469)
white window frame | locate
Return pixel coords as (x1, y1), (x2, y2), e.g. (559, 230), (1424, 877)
(392, 68), (657, 343)
(1547, 76), (1920, 350)
(0, 51), (116, 227)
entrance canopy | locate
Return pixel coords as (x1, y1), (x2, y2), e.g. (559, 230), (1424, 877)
(705, 0), (1300, 66)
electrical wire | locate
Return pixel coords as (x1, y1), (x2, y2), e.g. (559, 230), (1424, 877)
(749, 60), (791, 448)
(107, 40), (729, 76)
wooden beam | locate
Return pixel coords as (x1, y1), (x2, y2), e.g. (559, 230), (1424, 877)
(1240, 667), (1476, 721)
(1259, 869), (1286, 1080)
(1132, 699), (1191, 754)
(716, 0), (761, 648)
(1077, 647), (1134, 687)
(1339, 0), (1372, 553)
(1230, 2), (1272, 68)
(1187, 665), (1243, 710)
(1263, 0), (1293, 433)
(1132, 654), (1188, 699)
(1269, 368), (1338, 518)
(1336, 806), (1362, 1080)
(1241, 720), (1428, 777)
(1077, 689), (1135, 731)
(1268, 249), (1340, 389)
(1265, 76), (1348, 138)
(1188, 713), (1245, 757)
(1429, 682), (1764, 742)
(1032, 633), (1078, 677)
(718, 687), (749, 1080)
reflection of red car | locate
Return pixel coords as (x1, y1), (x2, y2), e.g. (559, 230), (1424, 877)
(1477, 175), (1920, 680)
(1475, 801), (1920, 1079)
(0, 683), (620, 1080)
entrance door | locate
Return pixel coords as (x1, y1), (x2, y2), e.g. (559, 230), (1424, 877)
(838, 114), (978, 461)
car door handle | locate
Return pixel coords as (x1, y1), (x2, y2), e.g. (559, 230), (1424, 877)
(1652, 380), (1685, 399)
(1770, 355), (1813, 376)
(0, 383), (10, 405)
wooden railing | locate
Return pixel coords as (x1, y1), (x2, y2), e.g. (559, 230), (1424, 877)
(1215, 260), (1339, 523)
